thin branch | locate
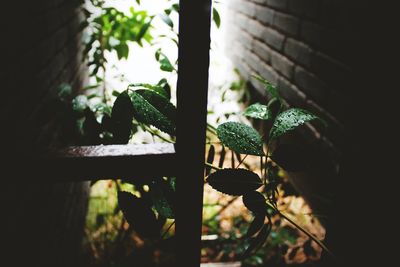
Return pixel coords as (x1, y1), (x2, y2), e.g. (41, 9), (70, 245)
(236, 154), (249, 169)
(264, 201), (335, 259)
(205, 162), (221, 170)
(143, 125), (174, 143)
(161, 220), (175, 239)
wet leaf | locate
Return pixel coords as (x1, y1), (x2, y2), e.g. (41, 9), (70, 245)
(129, 91), (176, 135)
(207, 168), (263, 196)
(135, 89), (176, 124)
(269, 108), (325, 140)
(243, 103), (272, 120)
(217, 122), (264, 156)
(150, 178), (175, 219)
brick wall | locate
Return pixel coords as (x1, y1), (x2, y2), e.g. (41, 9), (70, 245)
(225, 2), (354, 243)
(226, 0), (352, 159)
(1, 1), (90, 266)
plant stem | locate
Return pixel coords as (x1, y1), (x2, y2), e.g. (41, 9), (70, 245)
(161, 220), (175, 239)
(205, 162), (221, 170)
(264, 201), (335, 258)
(207, 123), (217, 135)
(236, 154), (248, 169)
(143, 125), (174, 143)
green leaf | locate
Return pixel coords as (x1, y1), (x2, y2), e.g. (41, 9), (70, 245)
(117, 43), (129, 59)
(252, 74), (280, 99)
(118, 191), (160, 238)
(135, 89), (176, 124)
(269, 108), (324, 140)
(71, 95), (88, 115)
(246, 214), (265, 238)
(111, 91), (134, 144)
(150, 178), (175, 219)
(130, 81), (170, 99)
(57, 83), (72, 102)
(157, 78), (171, 99)
(243, 223), (271, 258)
(243, 103), (272, 120)
(160, 13), (174, 28)
(217, 122), (264, 156)
(155, 48), (161, 61)
(129, 91), (176, 135)
(242, 191), (267, 214)
(159, 57), (174, 72)
(172, 3), (180, 12)
(207, 168), (263, 196)
(212, 8), (221, 28)
(136, 21), (152, 42)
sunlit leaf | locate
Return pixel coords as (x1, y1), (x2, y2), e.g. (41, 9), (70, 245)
(136, 21), (152, 42)
(160, 13), (174, 28)
(159, 57), (174, 72)
(243, 103), (272, 120)
(115, 43), (129, 59)
(213, 8), (221, 28)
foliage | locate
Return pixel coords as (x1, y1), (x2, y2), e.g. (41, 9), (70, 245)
(205, 74), (328, 258)
(82, 1), (153, 78)
(63, 0), (330, 265)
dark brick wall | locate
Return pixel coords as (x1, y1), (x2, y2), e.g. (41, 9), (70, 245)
(225, 3), (355, 250)
(226, 0), (352, 158)
(1, 1), (89, 266)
